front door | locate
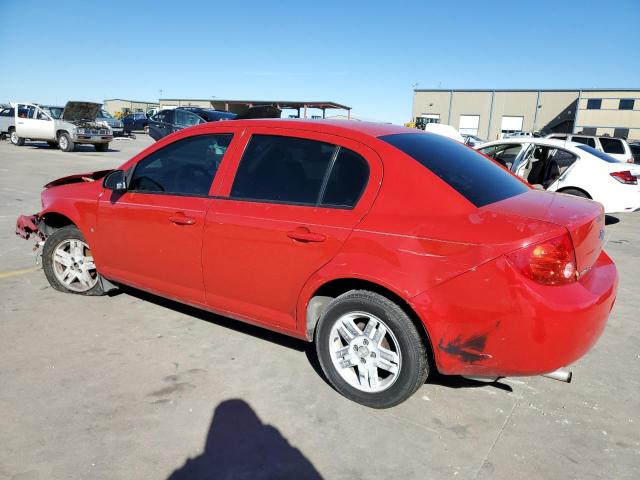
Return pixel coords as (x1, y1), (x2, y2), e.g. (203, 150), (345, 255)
(95, 132), (236, 305)
(202, 128), (382, 331)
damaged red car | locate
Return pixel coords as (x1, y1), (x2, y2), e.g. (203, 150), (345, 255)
(16, 120), (618, 408)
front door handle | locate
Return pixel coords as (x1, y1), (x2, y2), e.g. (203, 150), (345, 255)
(287, 227), (326, 243)
(168, 213), (196, 225)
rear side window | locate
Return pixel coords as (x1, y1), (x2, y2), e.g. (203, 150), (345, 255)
(231, 135), (335, 205)
(571, 136), (596, 148)
(380, 133), (528, 207)
(600, 138), (625, 154)
(129, 134), (232, 195)
(321, 148), (369, 208)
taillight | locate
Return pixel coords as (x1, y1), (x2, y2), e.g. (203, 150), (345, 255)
(610, 171), (637, 185)
(506, 233), (577, 285)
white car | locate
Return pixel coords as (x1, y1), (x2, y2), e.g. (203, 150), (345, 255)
(546, 133), (634, 163)
(477, 138), (640, 214)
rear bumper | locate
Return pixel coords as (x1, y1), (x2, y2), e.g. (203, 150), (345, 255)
(410, 250), (618, 377)
(16, 214), (41, 240)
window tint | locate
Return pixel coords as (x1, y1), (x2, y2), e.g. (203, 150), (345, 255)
(321, 148), (369, 208)
(571, 136), (596, 148)
(381, 133), (528, 207)
(576, 145), (619, 163)
(548, 149), (577, 174)
(600, 137), (625, 154)
(231, 135), (336, 205)
(619, 99), (634, 110)
(586, 99), (601, 110)
(129, 134), (232, 196)
(176, 109), (203, 126)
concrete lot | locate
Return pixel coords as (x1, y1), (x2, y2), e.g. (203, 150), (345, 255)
(0, 135), (639, 480)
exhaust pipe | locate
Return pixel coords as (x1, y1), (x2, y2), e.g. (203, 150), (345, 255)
(542, 368), (572, 383)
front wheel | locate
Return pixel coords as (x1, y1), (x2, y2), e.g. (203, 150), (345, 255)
(42, 225), (105, 295)
(10, 129), (25, 146)
(58, 132), (74, 152)
(315, 290), (429, 408)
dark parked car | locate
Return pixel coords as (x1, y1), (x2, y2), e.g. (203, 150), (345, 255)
(147, 108), (205, 141)
(177, 106), (237, 122)
(122, 112), (149, 134)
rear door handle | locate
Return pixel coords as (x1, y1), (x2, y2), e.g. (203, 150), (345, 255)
(287, 227), (326, 243)
(168, 213), (196, 225)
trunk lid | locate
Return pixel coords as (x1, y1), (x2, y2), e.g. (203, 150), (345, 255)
(61, 101), (102, 122)
(486, 190), (605, 277)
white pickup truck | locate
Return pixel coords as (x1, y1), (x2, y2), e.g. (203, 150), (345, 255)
(11, 101), (113, 152)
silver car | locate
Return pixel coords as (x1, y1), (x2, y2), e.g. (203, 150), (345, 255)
(96, 109), (125, 136)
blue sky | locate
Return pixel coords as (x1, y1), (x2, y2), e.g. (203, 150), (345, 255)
(1, 0), (638, 124)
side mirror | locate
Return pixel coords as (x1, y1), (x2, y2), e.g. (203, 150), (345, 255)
(103, 169), (127, 192)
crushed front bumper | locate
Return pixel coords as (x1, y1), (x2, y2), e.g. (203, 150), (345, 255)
(16, 214), (41, 240)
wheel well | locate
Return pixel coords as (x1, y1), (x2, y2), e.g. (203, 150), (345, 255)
(56, 129), (69, 139)
(39, 212), (75, 236)
(8, 126), (14, 132)
(305, 278), (434, 360)
(557, 186), (591, 199)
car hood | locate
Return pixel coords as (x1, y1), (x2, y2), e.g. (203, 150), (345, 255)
(61, 102), (102, 122)
(43, 169), (113, 189)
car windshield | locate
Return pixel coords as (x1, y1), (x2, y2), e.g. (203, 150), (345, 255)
(576, 145), (620, 163)
(99, 110), (113, 118)
(380, 133), (528, 207)
(43, 107), (63, 119)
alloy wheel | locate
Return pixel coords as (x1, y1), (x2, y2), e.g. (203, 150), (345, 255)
(52, 239), (98, 292)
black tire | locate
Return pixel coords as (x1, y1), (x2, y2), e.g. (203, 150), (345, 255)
(58, 132), (74, 152)
(47, 141), (58, 148)
(42, 225), (105, 296)
(315, 290), (429, 408)
(10, 129), (25, 146)
(94, 143), (109, 152)
(559, 188), (589, 198)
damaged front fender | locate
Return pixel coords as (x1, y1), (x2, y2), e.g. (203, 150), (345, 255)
(15, 214), (41, 240)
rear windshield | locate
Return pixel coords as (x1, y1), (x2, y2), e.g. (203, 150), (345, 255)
(576, 145), (620, 163)
(380, 133), (528, 207)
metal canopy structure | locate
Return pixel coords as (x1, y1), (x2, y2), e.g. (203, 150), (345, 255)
(159, 98), (351, 119)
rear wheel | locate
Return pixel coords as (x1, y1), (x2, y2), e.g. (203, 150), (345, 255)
(94, 143), (109, 152)
(10, 129), (25, 146)
(42, 225), (105, 296)
(58, 132), (74, 152)
(560, 188), (589, 198)
(315, 290), (429, 408)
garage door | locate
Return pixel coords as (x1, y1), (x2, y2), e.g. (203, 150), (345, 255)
(500, 116), (523, 138)
(459, 115), (480, 135)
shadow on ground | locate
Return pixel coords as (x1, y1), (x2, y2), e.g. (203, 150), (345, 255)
(167, 399), (322, 480)
(121, 286), (513, 394)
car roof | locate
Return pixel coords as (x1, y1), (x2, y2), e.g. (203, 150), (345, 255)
(185, 118), (412, 139)
(481, 137), (587, 151)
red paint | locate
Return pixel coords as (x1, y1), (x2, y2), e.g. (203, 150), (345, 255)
(15, 119), (618, 378)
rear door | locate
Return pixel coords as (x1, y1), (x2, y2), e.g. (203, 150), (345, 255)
(202, 127), (382, 331)
(95, 131), (239, 304)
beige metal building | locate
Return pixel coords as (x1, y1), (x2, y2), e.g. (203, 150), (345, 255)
(412, 89), (640, 140)
(159, 98), (351, 119)
(103, 99), (159, 116)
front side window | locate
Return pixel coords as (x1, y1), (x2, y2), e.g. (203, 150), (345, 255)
(478, 143), (523, 169)
(35, 109), (49, 120)
(600, 137), (625, 154)
(129, 134), (233, 196)
(231, 135), (335, 205)
(587, 99), (602, 110)
(381, 133), (528, 207)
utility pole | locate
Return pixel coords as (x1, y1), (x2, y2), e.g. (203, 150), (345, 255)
(410, 82), (419, 123)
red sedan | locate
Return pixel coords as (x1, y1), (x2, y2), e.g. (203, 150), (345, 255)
(16, 120), (617, 408)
